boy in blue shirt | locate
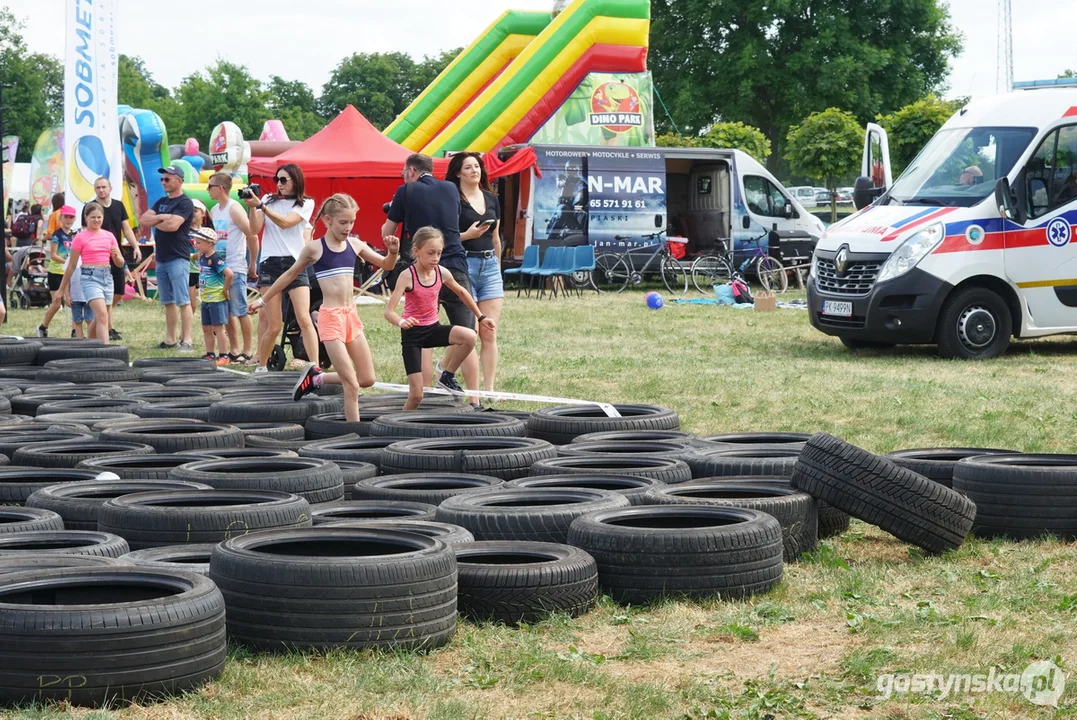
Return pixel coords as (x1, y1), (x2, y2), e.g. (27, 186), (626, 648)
(192, 228), (233, 365)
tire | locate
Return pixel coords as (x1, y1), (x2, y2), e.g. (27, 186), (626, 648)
(936, 286), (1012, 360)
(316, 519), (475, 545)
(0, 566), (225, 706)
(643, 481), (817, 561)
(352, 473), (505, 506)
(528, 455), (693, 484)
(0, 431), (94, 460)
(35, 397), (148, 416)
(0, 555), (128, 575)
(299, 435), (413, 469)
(133, 400), (215, 421)
(708, 475), (853, 540)
(435, 488), (630, 543)
(0, 507), (65, 534)
(593, 252), (630, 293)
(33, 344), (130, 365)
(35, 367), (142, 384)
(756, 255), (787, 293)
(164, 375), (259, 390)
(0, 467), (124, 507)
(244, 435), (316, 452)
(840, 338), (896, 351)
(176, 447), (298, 460)
(140, 367), (225, 384)
(0, 367), (43, 381)
(691, 254), (733, 295)
(885, 447), (1016, 488)
(35, 412), (139, 427)
(556, 440), (695, 462)
(571, 430), (694, 444)
(952, 454), (1077, 539)
(208, 397), (340, 424)
(454, 541), (598, 624)
(123, 388), (222, 403)
(370, 412), (527, 439)
(336, 461), (379, 498)
(169, 457), (345, 504)
(381, 437), (557, 480)
(120, 544), (218, 575)
(790, 433), (976, 553)
(686, 447), (800, 479)
(0, 340), (40, 366)
(232, 422), (307, 442)
(0, 530), (129, 557)
(209, 527), (457, 650)
(132, 357), (217, 370)
(76, 453), (216, 480)
(566, 505), (784, 604)
(100, 421), (245, 453)
(304, 413), (371, 440)
(13, 440), (155, 469)
(41, 358), (129, 371)
(11, 390), (116, 416)
(526, 404), (679, 445)
(698, 432), (811, 447)
(310, 500), (438, 524)
(505, 474), (666, 506)
(26, 480), (213, 531)
(98, 489), (312, 550)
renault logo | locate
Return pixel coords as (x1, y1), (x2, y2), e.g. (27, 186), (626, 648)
(835, 246), (849, 274)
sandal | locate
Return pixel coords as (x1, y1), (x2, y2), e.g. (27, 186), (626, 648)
(240, 354), (258, 366)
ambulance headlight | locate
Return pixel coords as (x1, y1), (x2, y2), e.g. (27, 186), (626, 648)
(810, 252), (819, 279)
(876, 222), (945, 284)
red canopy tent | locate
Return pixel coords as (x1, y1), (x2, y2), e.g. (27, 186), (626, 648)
(247, 105), (448, 249)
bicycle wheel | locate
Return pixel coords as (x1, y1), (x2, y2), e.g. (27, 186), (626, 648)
(756, 256), (788, 293)
(594, 253), (630, 293)
(660, 256), (688, 295)
(691, 255), (733, 294)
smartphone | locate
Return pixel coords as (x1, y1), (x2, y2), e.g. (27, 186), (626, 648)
(479, 219), (496, 229)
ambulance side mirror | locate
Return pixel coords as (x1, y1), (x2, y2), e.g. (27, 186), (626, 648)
(994, 177), (1017, 221)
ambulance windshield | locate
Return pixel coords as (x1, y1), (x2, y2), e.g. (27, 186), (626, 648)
(887, 126), (1037, 207)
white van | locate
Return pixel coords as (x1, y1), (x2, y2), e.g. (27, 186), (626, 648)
(808, 79), (1077, 358)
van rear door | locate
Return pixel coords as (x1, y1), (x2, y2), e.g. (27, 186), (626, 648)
(862, 123), (893, 190)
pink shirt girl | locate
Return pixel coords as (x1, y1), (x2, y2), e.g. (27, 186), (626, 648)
(402, 265), (442, 326)
(72, 229), (118, 266)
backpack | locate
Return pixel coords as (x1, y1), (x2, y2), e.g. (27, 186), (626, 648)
(11, 213), (32, 240)
(731, 275), (754, 305)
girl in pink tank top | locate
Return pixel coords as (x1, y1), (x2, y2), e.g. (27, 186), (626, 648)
(384, 227), (496, 410)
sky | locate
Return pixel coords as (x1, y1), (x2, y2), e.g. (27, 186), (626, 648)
(7, 0), (1076, 100)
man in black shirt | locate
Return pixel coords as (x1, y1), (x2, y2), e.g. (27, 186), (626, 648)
(382, 153), (480, 402)
(88, 177), (141, 341)
(140, 166), (195, 351)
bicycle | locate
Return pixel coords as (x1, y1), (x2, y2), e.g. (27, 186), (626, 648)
(592, 231), (688, 294)
(690, 232), (787, 294)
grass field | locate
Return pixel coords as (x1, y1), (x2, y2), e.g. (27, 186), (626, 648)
(3, 288), (1077, 719)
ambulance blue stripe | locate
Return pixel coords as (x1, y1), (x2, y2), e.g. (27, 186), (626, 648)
(889, 207), (939, 229)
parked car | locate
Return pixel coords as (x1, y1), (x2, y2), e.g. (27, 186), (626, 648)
(813, 188), (832, 205)
(786, 186), (818, 207)
(834, 187), (854, 203)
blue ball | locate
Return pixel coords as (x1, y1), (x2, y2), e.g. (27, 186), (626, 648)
(646, 292), (664, 310)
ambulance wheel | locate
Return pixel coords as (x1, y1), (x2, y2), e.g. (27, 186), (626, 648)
(840, 338), (895, 351)
(936, 287), (1011, 360)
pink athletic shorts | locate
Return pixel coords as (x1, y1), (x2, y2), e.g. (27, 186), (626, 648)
(318, 305), (364, 344)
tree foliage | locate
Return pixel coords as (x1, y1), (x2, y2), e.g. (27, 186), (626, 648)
(0, 9), (62, 161)
(876, 95), (962, 174)
(173, 61), (271, 145)
(655, 122), (771, 163)
(784, 108), (862, 221)
(649, 0), (962, 171)
(1061, 69), (1076, 79)
(118, 54), (184, 141)
(266, 76), (324, 141)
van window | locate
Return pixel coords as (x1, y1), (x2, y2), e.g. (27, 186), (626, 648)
(744, 175), (787, 216)
(1025, 124), (1077, 219)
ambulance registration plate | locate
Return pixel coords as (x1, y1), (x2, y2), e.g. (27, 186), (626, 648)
(822, 300), (853, 317)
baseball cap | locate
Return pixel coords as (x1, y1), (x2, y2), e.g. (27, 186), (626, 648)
(192, 227), (217, 244)
(60, 205), (76, 216)
(191, 198), (206, 212)
(158, 165), (185, 179)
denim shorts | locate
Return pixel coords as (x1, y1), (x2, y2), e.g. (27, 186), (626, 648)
(228, 274), (248, 318)
(79, 266), (114, 304)
(201, 300), (229, 327)
(467, 256), (504, 302)
(156, 258), (191, 306)
(72, 301), (93, 323)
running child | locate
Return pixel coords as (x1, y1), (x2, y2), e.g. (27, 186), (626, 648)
(383, 226), (494, 410)
(57, 202), (124, 344)
(251, 193), (400, 422)
(192, 227), (233, 365)
(37, 204), (77, 337)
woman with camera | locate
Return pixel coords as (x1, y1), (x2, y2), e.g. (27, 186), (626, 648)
(243, 163), (318, 372)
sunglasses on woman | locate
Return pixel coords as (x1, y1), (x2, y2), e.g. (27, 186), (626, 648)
(275, 176), (290, 184)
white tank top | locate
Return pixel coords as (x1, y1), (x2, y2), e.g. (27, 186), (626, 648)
(210, 198), (250, 274)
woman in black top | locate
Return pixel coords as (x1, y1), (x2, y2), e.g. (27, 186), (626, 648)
(447, 152), (502, 394)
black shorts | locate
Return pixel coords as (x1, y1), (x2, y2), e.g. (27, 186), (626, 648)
(47, 272), (63, 292)
(439, 266), (475, 329)
(189, 271), (199, 288)
(111, 262), (126, 298)
(400, 323), (453, 375)
(258, 255), (310, 291)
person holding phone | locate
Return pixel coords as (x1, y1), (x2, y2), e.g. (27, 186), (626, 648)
(446, 152), (503, 395)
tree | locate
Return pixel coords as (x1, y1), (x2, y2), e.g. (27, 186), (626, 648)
(785, 108), (861, 221)
(174, 61), (269, 146)
(876, 95), (962, 174)
(0, 8), (62, 161)
(649, 0), (962, 173)
(266, 76), (324, 140)
(118, 54), (184, 140)
(697, 122), (771, 163)
(1061, 69), (1077, 79)
(655, 132), (698, 148)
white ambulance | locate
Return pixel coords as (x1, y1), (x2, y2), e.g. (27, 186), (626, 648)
(808, 79), (1077, 358)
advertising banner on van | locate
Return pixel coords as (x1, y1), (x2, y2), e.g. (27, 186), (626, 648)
(531, 147), (666, 251)
(530, 72), (655, 147)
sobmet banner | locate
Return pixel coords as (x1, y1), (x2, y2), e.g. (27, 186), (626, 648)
(64, 0), (121, 215)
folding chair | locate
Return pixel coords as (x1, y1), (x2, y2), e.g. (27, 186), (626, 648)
(551, 245), (578, 298)
(507, 245), (540, 297)
(535, 246), (565, 299)
(571, 245), (598, 296)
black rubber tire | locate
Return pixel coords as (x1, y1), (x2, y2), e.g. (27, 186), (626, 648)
(76, 453), (216, 480)
(643, 481), (817, 561)
(698, 432), (811, 446)
(791, 433), (976, 553)
(370, 412), (527, 439)
(40, 358), (129, 371)
(0, 430), (94, 460)
(232, 422), (306, 442)
(332, 461), (378, 499)
(0, 396), (9, 415)
(208, 397), (340, 424)
(299, 435), (412, 469)
(0, 566), (225, 706)
(304, 413), (371, 440)
(35, 411), (139, 428)
(35, 366), (142, 384)
(132, 357), (217, 370)
(952, 454), (1077, 539)
(169, 457), (344, 504)
(0, 339), (41, 365)
(98, 489), (312, 550)
(885, 447), (1016, 488)
(140, 368), (226, 384)
(92, 417), (204, 433)
(686, 447), (801, 479)
(936, 285), (1013, 360)
(35, 397), (148, 416)
(316, 519), (475, 545)
(11, 389), (116, 416)
(133, 400), (215, 421)
(381, 437), (557, 480)
(33, 343), (130, 365)
(708, 475), (851, 540)
(351, 473), (504, 505)
(13, 440), (155, 469)
(176, 447), (297, 460)
(435, 488), (630, 543)
(528, 455), (693, 484)
(209, 527), (457, 650)
(120, 544), (216, 575)
(0, 507), (65, 534)
(571, 430), (694, 444)
(0, 367), (44, 381)
(567, 505), (784, 604)
(505, 474), (665, 506)
(100, 421), (245, 453)
(454, 541), (598, 624)
(0, 467), (124, 507)
(243, 435), (315, 451)
(0, 555), (128, 575)
(26, 479), (213, 530)
(123, 387), (222, 402)
(0, 530), (129, 557)
(310, 500), (438, 524)
(556, 440), (696, 461)
(526, 404), (680, 445)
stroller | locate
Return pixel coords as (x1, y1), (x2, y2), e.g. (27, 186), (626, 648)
(9, 245), (52, 310)
(266, 268), (333, 371)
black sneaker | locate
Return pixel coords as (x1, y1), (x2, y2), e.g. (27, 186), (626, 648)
(437, 371), (464, 394)
(292, 362), (322, 401)
(156, 341), (177, 350)
(109, 328), (122, 341)
(36, 325), (47, 338)
(70, 329), (76, 338)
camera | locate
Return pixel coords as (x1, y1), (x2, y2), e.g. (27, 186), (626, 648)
(238, 183), (263, 200)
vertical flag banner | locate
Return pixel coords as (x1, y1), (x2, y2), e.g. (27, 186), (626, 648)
(2, 136), (18, 209)
(64, 0), (121, 216)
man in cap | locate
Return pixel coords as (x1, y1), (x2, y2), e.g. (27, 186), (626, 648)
(141, 165), (195, 351)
